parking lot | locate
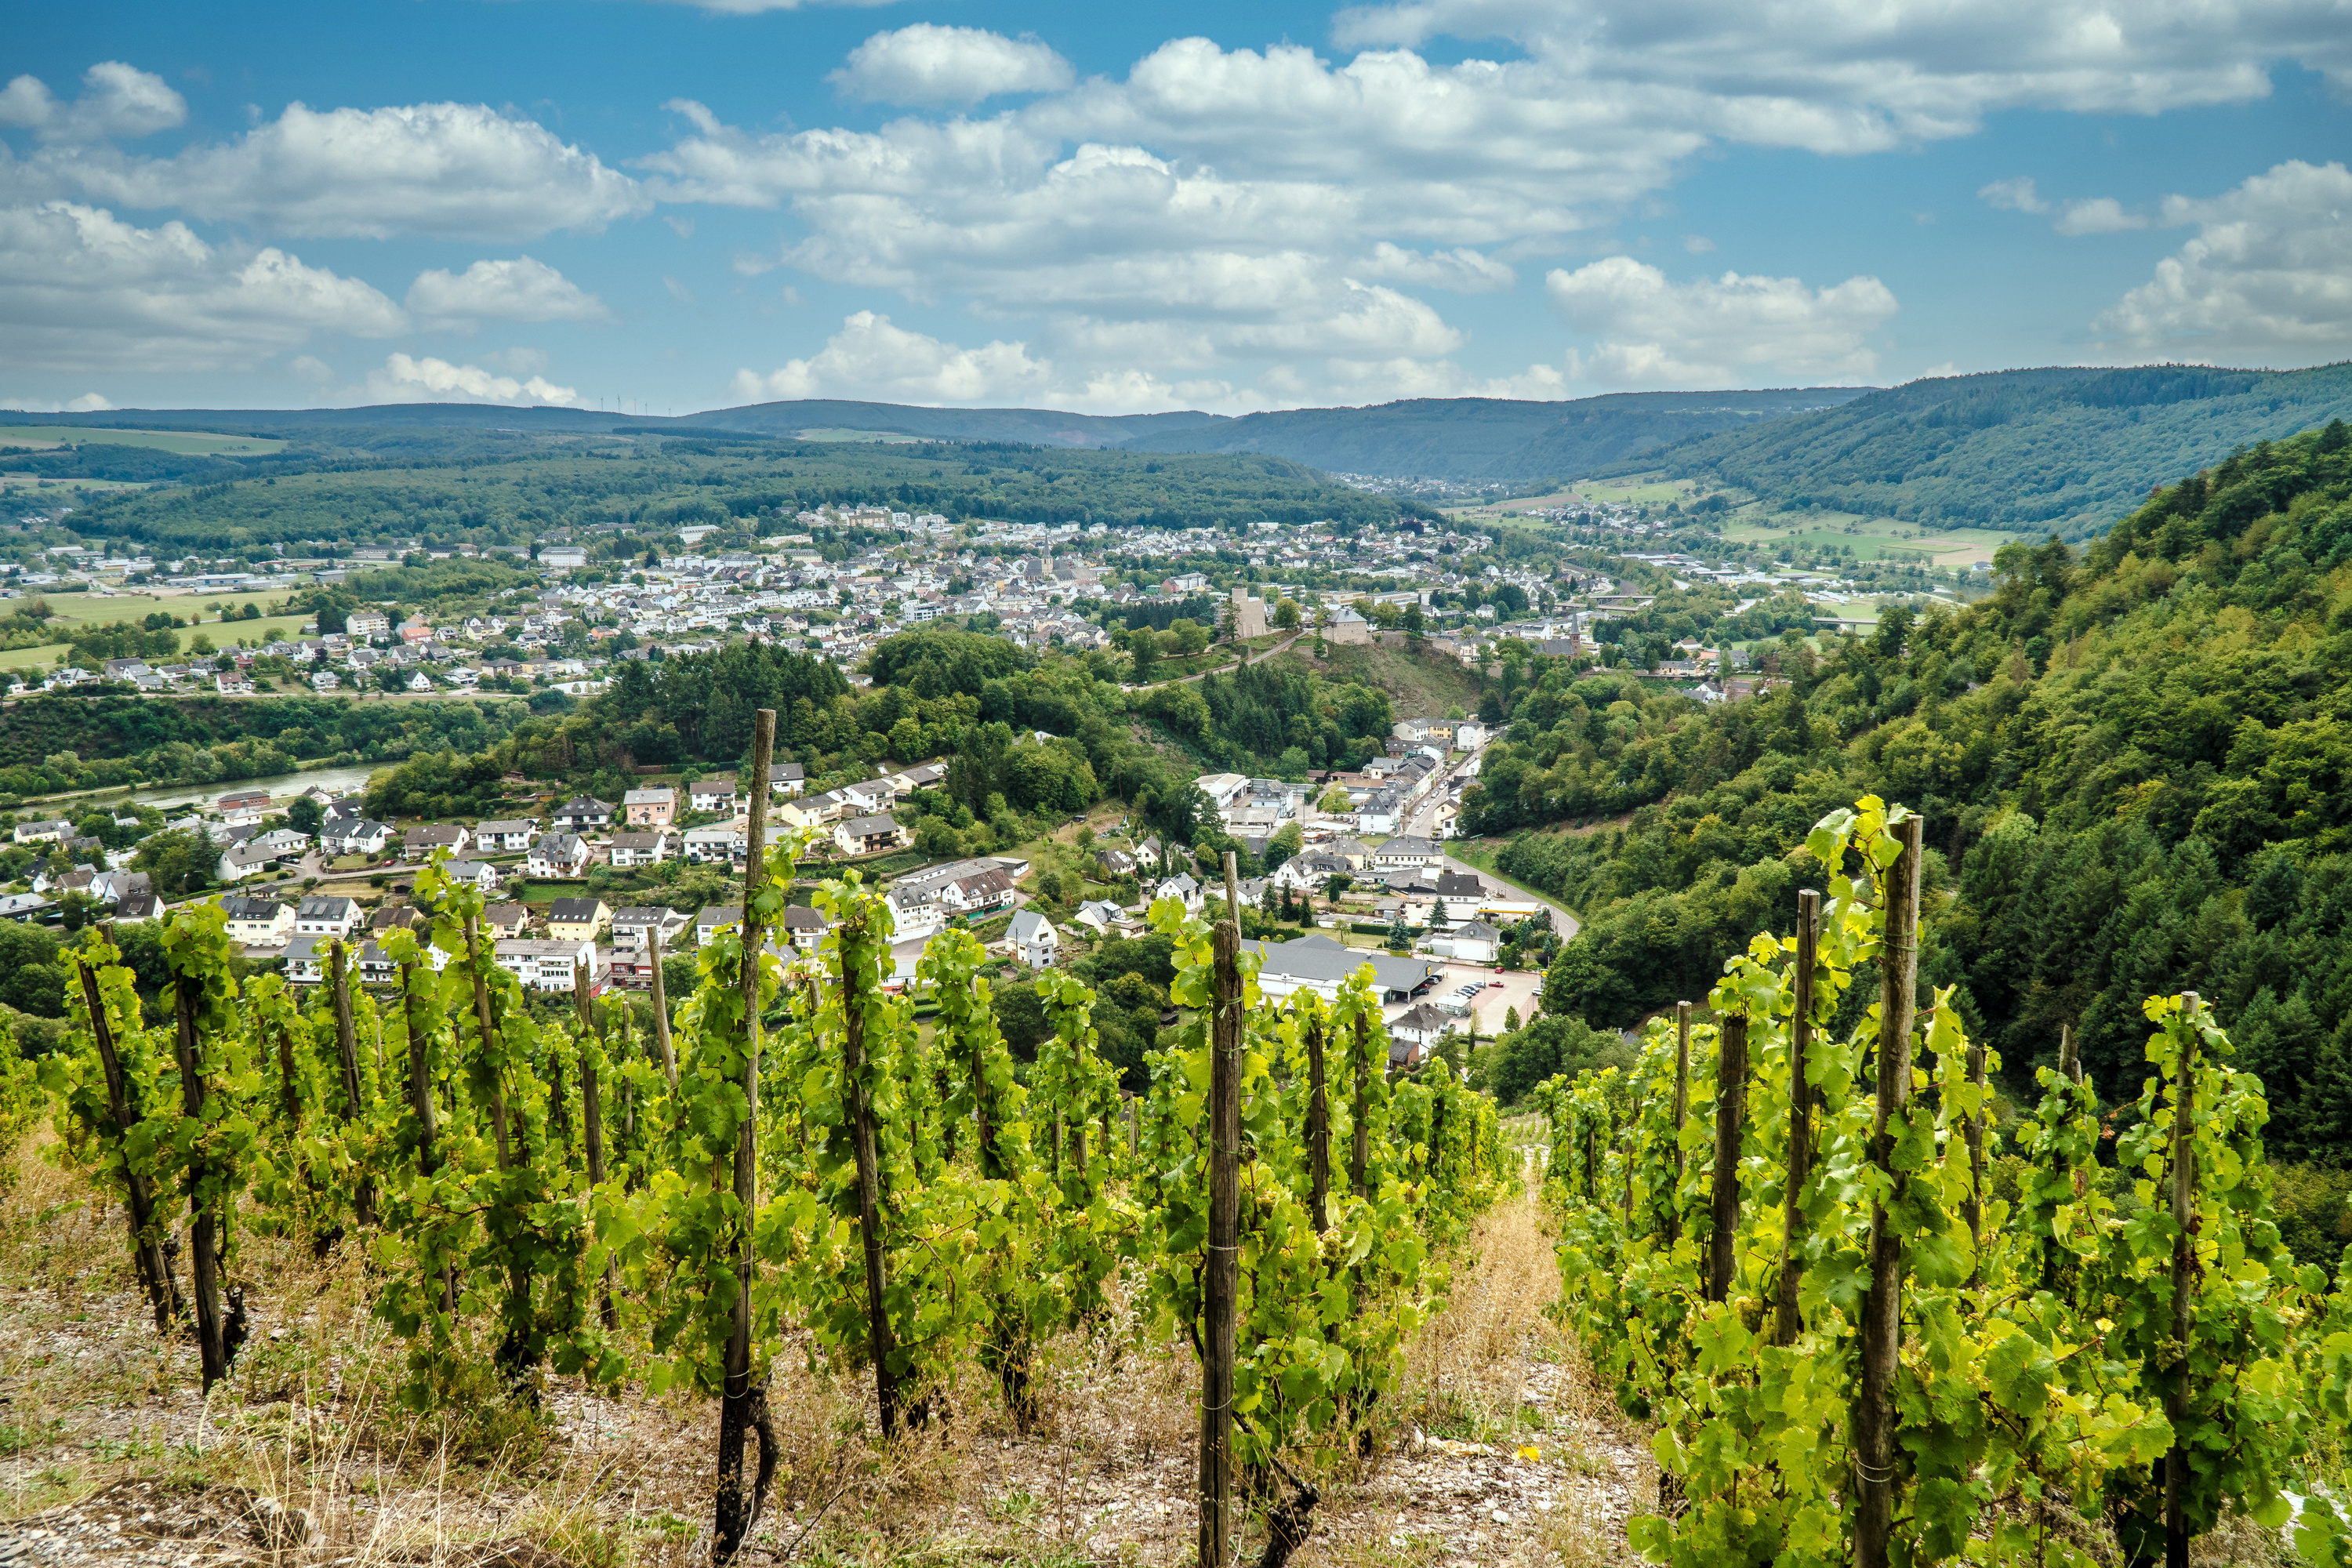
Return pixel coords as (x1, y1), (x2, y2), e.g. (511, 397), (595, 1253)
(1387, 960), (1544, 1038)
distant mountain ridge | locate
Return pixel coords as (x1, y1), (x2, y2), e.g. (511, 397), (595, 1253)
(1116, 388), (1876, 481)
(1608, 362), (2352, 536)
(3, 389), (1873, 477)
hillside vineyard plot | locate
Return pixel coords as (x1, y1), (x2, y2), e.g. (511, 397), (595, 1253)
(1534, 796), (2352, 1568)
(24, 711), (1505, 1567)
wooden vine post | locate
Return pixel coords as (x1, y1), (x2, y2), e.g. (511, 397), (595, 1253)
(646, 920), (678, 1093)
(1773, 888), (1819, 1345)
(1349, 1007), (1370, 1200)
(714, 709), (779, 1563)
(329, 939), (374, 1227)
(1666, 1000), (1691, 1243)
(1705, 1013), (1748, 1305)
(76, 954), (178, 1333)
(2164, 993), (2199, 1568)
(573, 959), (615, 1328)
(1854, 813), (1923, 1568)
(1199, 851), (1243, 1568)
(171, 971), (228, 1392)
(1964, 1035), (1989, 1287)
(397, 958), (454, 1314)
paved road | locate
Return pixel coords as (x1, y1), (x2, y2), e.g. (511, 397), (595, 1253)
(1405, 742), (1582, 940)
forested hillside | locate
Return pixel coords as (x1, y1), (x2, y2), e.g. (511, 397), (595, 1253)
(1469, 419), (2352, 1156)
(58, 429), (1425, 553)
(1127, 388), (1871, 481)
(1617, 361), (2352, 535)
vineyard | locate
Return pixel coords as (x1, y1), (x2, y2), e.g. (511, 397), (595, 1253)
(1536, 796), (2352, 1567)
(8, 767), (2350, 1566)
(0, 716), (1520, 1566)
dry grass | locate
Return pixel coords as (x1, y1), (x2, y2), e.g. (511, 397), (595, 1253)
(0, 1126), (1652, 1566)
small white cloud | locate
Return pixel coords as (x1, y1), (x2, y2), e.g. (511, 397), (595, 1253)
(361, 352), (583, 407)
(1682, 235), (1716, 254)
(2095, 158), (2352, 361)
(405, 256), (613, 326)
(2053, 197), (2147, 235)
(831, 25), (1074, 106)
(1545, 255), (1897, 386)
(665, 275), (695, 303)
(0, 62), (186, 143)
(1359, 242), (1515, 292)
(288, 354), (332, 382)
(731, 310), (1052, 405)
(1979, 176), (2050, 214)
(665, 216), (695, 239)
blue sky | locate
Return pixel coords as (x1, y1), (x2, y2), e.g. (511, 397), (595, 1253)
(4, 0), (2349, 417)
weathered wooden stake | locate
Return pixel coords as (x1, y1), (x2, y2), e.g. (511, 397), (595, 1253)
(574, 960), (616, 1329)
(715, 710), (780, 1565)
(1705, 1014), (1748, 1305)
(1773, 889), (1819, 1346)
(330, 940), (374, 1227)
(78, 954), (178, 1333)
(172, 974), (227, 1393)
(397, 960), (455, 1314)
(1349, 1008), (1370, 1200)
(1199, 850), (1244, 1568)
(1307, 1012), (1330, 1232)
(647, 921), (678, 1093)
(2164, 993), (2199, 1568)
(1964, 1036), (1988, 1287)
(1666, 1000), (1691, 1243)
(1853, 815), (1923, 1568)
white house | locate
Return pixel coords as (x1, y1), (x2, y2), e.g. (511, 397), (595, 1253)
(608, 830), (670, 869)
(779, 905), (830, 953)
(1372, 836), (1442, 879)
(612, 906), (691, 953)
(1153, 873), (1204, 916)
(683, 823), (742, 863)
(403, 823), (470, 862)
(322, 818), (393, 858)
(12, 819), (71, 845)
(220, 895), (294, 946)
(552, 797), (614, 830)
(1007, 909), (1059, 968)
(495, 936), (602, 993)
(771, 762), (806, 798)
(439, 859), (501, 894)
(688, 779), (739, 816)
(472, 818), (539, 853)
(528, 832), (590, 878)
(216, 840), (280, 884)
(295, 895), (362, 938)
(695, 904), (742, 947)
(1074, 899), (1128, 933)
(834, 813), (904, 856)
(1422, 918), (1501, 964)
(1388, 1002), (1455, 1054)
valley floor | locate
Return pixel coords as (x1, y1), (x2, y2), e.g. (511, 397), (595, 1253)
(0, 1142), (1648, 1567)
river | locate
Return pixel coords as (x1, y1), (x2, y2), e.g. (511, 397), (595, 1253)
(32, 761), (383, 816)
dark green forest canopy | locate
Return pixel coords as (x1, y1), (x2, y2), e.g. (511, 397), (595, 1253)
(1479, 419), (2352, 1159)
(1615, 361), (2352, 536)
(48, 428), (1432, 553)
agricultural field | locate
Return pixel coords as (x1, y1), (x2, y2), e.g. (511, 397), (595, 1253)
(0, 426), (287, 456)
(1724, 515), (2020, 568)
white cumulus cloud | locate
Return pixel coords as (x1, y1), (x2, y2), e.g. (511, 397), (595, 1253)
(0, 201), (406, 374)
(34, 100), (648, 241)
(1359, 242), (1515, 292)
(2095, 159), (2352, 361)
(405, 256), (614, 326)
(832, 26), (1075, 106)
(1544, 256), (1897, 386)
(2052, 197), (2147, 235)
(0, 63), (186, 143)
(730, 310), (1052, 405)
(361, 352), (584, 407)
